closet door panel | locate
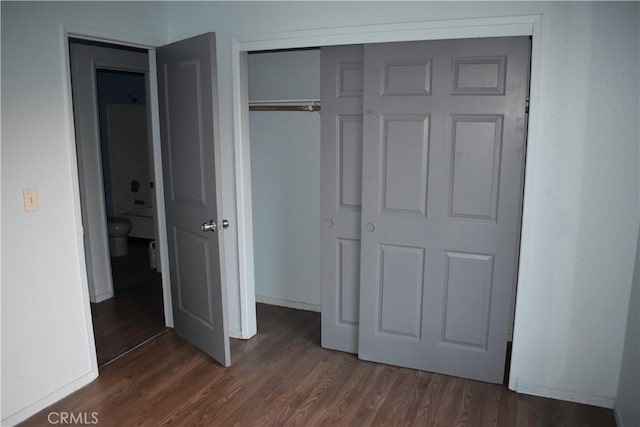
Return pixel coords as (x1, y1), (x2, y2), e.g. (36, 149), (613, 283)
(358, 37), (530, 383)
(320, 45), (364, 354)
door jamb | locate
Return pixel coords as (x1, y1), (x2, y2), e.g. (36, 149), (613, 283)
(231, 15), (543, 391)
(62, 25), (174, 372)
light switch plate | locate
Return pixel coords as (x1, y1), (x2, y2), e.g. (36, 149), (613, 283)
(23, 188), (38, 212)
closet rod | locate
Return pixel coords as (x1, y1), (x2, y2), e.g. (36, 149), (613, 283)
(249, 104), (320, 112)
(248, 99), (321, 112)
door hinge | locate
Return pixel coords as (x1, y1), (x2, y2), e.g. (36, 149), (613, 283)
(525, 98), (530, 114)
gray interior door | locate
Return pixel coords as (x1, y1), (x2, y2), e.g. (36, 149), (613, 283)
(320, 45), (364, 354)
(157, 33), (230, 366)
(358, 37), (530, 383)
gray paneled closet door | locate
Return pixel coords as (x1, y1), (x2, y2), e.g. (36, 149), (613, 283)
(320, 45), (364, 354)
(357, 37), (530, 383)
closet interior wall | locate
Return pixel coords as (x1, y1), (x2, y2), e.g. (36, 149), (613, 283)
(248, 49), (322, 311)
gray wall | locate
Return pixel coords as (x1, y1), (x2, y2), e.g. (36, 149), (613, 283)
(615, 229), (640, 427)
(248, 50), (322, 309)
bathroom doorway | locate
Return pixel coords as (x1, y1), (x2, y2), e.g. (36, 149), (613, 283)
(69, 39), (166, 366)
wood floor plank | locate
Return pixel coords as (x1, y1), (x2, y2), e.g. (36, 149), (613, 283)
(434, 377), (466, 425)
(217, 341), (327, 426)
(91, 254), (166, 367)
(412, 372), (448, 426)
(20, 304), (616, 427)
(349, 364), (402, 426)
(370, 370), (420, 426)
(160, 307), (322, 426)
(307, 356), (377, 426)
(285, 353), (359, 426)
(395, 370), (432, 427)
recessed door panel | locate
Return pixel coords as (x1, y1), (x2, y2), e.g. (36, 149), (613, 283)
(339, 115), (363, 209)
(338, 238), (361, 325)
(441, 251), (494, 350)
(165, 60), (207, 205)
(174, 227), (214, 326)
(338, 62), (364, 97)
(382, 115), (430, 215)
(382, 60), (432, 95)
(452, 56), (506, 95)
(449, 116), (503, 221)
(378, 244), (425, 339)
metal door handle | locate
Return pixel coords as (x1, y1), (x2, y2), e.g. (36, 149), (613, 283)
(222, 219), (230, 229)
(201, 221), (217, 232)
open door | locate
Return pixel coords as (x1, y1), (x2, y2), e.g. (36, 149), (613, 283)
(157, 33), (230, 366)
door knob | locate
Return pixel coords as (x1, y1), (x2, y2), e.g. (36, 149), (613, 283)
(365, 223), (376, 233)
(201, 220), (217, 232)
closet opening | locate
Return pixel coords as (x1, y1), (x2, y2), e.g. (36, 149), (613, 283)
(242, 37), (531, 386)
(246, 47), (324, 346)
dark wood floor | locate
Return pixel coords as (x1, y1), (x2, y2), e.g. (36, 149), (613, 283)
(90, 272), (166, 366)
(91, 240), (166, 366)
(22, 304), (615, 426)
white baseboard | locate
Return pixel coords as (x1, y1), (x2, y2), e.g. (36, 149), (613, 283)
(228, 328), (245, 339)
(514, 382), (615, 409)
(255, 295), (321, 313)
(90, 289), (114, 303)
(1, 369), (98, 426)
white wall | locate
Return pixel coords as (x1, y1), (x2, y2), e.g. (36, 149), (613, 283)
(248, 50), (321, 310)
(615, 231), (640, 427)
(0, 2), (168, 424)
(250, 112), (321, 309)
(249, 49), (320, 101)
(166, 1), (640, 407)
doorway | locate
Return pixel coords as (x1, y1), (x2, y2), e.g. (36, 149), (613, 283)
(246, 48), (322, 341)
(248, 48), (322, 309)
(69, 39), (166, 366)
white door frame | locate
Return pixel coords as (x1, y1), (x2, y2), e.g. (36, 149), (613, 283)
(230, 15), (543, 390)
(62, 25), (174, 372)
(70, 42), (150, 304)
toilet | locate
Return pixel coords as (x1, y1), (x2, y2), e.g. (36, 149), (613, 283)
(107, 217), (132, 257)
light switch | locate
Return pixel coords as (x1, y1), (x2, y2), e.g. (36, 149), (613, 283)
(23, 188), (38, 212)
